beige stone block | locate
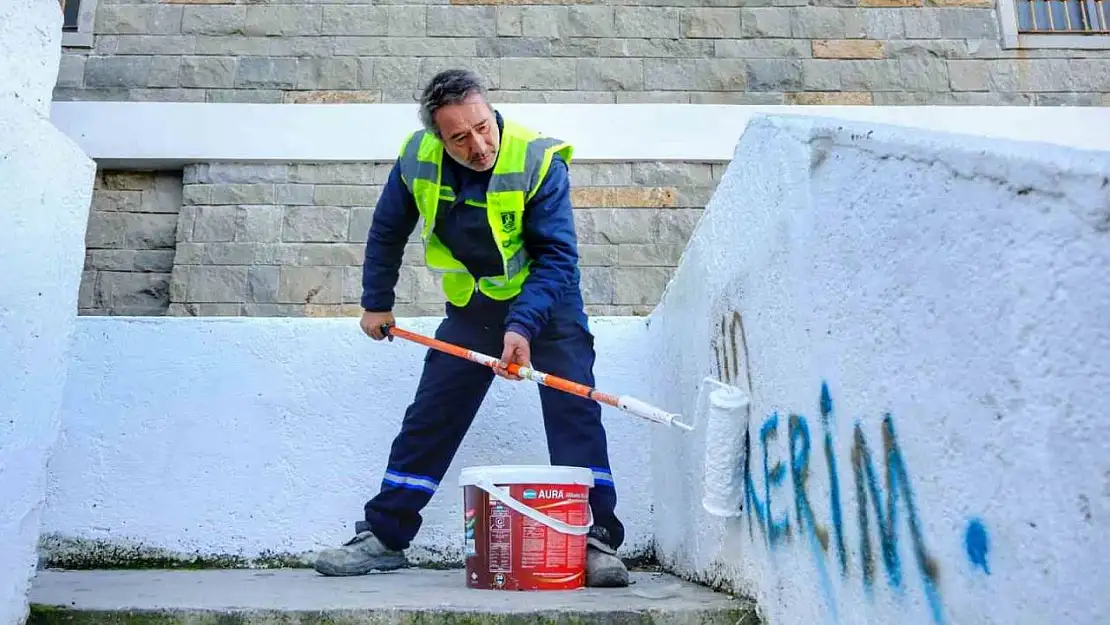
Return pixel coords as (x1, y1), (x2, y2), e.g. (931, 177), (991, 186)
(813, 39), (885, 59)
(785, 91), (874, 104)
(571, 187), (677, 208)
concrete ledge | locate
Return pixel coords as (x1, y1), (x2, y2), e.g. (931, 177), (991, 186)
(49, 102), (1110, 168)
(27, 569), (758, 625)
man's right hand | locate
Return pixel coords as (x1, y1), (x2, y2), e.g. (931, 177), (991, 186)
(360, 310), (395, 341)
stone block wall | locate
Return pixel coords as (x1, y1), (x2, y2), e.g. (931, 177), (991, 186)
(54, 0), (1110, 105)
(79, 160), (718, 317)
(79, 171), (182, 315)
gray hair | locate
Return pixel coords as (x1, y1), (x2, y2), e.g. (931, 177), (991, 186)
(418, 69), (490, 137)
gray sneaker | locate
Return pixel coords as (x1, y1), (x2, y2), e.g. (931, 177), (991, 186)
(313, 530), (409, 576)
(585, 536), (629, 587)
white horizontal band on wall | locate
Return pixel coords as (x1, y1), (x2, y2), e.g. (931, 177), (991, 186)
(50, 102), (1110, 168)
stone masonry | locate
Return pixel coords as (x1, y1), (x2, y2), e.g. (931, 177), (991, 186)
(54, 0), (1110, 106)
(80, 171), (182, 315)
(79, 161), (719, 317)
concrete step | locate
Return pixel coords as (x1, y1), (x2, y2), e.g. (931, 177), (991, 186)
(26, 568), (759, 625)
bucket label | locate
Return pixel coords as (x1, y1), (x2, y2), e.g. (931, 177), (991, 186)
(462, 480), (590, 591)
(488, 502), (512, 573)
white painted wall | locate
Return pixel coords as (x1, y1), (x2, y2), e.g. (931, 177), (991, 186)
(646, 115), (1110, 625)
(0, 1), (96, 623)
(48, 101), (1110, 168)
(40, 316), (657, 567)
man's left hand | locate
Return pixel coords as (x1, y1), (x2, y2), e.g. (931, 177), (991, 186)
(496, 331), (530, 381)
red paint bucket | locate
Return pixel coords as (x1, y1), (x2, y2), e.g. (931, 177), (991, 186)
(459, 465), (594, 591)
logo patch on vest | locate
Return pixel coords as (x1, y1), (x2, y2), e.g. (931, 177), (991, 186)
(500, 211), (517, 233)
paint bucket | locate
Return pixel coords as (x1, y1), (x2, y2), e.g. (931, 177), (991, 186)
(459, 464), (594, 591)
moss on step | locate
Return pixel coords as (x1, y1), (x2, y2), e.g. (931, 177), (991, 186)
(28, 606), (757, 625)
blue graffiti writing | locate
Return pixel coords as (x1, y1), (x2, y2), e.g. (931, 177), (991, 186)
(730, 379), (971, 625)
(964, 519), (990, 575)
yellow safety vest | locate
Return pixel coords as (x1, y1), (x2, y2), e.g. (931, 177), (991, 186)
(397, 119), (574, 307)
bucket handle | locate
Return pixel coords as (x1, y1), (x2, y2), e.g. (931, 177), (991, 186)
(474, 478), (593, 536)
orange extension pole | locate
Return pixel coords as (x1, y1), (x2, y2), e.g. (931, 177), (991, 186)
(381, 324), (694, 431)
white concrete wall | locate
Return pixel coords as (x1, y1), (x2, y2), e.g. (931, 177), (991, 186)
(646, 115), (1110, 625)
(40, 316), (656, 567)
(48, 101), (1110, 168)
(0, 1), (97, 623)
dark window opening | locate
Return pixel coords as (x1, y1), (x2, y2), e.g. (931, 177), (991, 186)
(62, 0), (81, 31)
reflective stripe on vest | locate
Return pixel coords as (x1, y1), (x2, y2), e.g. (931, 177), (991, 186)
(397, 119), (574, 307)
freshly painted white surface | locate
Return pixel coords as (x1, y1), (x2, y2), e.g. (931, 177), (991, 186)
(0, 2), (96, 622)
(49, 102), (1110, 168)
(41, 316), (657, 566)
(646, 115), (1110, 625)
(0, 0), (63, 117)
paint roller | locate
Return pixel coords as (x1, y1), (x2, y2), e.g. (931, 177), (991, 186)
(694, 376), (751, 517)
(379, 323), (695, 431)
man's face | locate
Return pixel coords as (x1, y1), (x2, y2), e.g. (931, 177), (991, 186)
(434, 92), (499, 172)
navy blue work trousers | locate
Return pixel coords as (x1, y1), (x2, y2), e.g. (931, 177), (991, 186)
(362, 290), (625, 553)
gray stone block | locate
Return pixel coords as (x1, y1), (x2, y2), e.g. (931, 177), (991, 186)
(617, 244), (685, 267)
(186, 266), (249, 303)
(202, 243), (259, 266)
(790, 7), (865, 39)
(191, 206), (241, 242)
(579, 244), (618, 266)
(631, 162), (714, 186)
(95, 271), (171, 312)
(369, 57), (422, 90)
(740, 8), (793, 37)
(902, 8), (997, 40)
(86, 212), (178, 250)
(863, 9), (905, 39)
(85, 56), (152, 88)
(715, 39), (810, 58)
(657, 209), (703, 244)
(385, 6), (427, 37)
(235, 57), (299, 89)
(900, 57), (949, 91)
(838, 59), (904, 91)
(521, 7), (568, 37)
(98, 5), (183, 35)
(644, 59), (746, 90)
(182, 7), (247, 36)
(568, 7), (616, 37)
(275, 184), (315, 206)
(181, 57), (238, 89)
(580, 267), (615, 304)
(248, 266), (281, 303)
(746, 59), (804, 91)
(245, 6), (322, 37)
(56, 55), (85, 88)
(427, 7), (496, 36)
(93, 190), (142, 213)
(209, 183), (276, 205)
(114, 35), (197, 56)
(279, 266), (344, 304)
(501, 58), (577, 90)
(296, 58), (359, 90)
(574, 209), (656, 245)
(348, 207), (374, 242)
(577, 59), (644, 91)
(314, 185), (381, 207)
(201, 164), (289, 184)
(283, 206), (349, 242)
(802, 59), (841, 90)
(478, 38), (552, 58)
(681, 8), (743, 38)
(570, 163), (633, 186)
(497, 7), (522, 36)
(321, 6), (387, 36)
(613, 266), (673, 305)
(85, 250), (176, 273)
(195, 35), (269, 56)
(208, 90), (285, 104)
(297, 243), (364, 266)
(614, 7), (680, 37)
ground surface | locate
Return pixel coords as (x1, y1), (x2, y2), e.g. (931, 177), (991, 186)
(27, 568), (758, 625)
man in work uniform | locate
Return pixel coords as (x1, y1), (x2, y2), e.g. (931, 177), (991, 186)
(312, 68), (629, 587)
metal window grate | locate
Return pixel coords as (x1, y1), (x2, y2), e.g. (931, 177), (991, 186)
(61, 0), (81, 31)
(1017, 0), (1110, 33)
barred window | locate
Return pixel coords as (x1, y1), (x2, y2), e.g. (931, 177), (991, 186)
(1016, 0), (1110, 33)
